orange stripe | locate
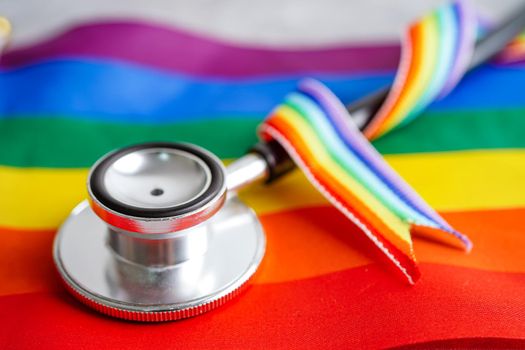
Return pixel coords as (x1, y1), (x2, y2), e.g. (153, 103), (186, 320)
(259, 206), (525, 283)
(380, 24), (425, 131)
(2, 207), (524, 294)
(268, 115), (413, 256)
(0, 226), (60, 296)
(416, 207), (525, 271)
(365, 24), (424, 138)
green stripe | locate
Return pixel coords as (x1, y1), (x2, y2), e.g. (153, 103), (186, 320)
(373, 109), (525, 154)
(285, 93), (431, 225)
(1, 117), (259, 167)
(1, 109), (524, 167)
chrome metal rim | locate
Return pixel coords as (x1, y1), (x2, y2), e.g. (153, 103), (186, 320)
(53, 197), (265, 321)
(87, 142), (227, 234)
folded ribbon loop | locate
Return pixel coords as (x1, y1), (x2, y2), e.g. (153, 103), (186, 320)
(260, 79), (472, 285)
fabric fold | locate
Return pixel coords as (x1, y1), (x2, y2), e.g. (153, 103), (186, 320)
(260, 79), (472, 284)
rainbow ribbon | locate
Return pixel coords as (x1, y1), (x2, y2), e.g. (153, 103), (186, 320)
(260, 79), (472, 284)
(364, 0), (477, 140)
(499, 31), (525, 63)
(260, 1), (484, 284)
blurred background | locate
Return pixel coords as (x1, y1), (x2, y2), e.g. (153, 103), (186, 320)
(1, 0), (521, 47)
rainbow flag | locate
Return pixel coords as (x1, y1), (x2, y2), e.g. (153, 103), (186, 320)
(1, 12), (525, 350)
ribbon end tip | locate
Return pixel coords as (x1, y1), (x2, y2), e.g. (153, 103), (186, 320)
(463, 239), (474, 253)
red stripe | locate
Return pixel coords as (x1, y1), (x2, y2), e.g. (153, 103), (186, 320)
(1, 264), (524, 349)
(265, 115), (418, 282)
(266, 115), (413, 254)
(393, 337), (525, 349)
(365, 23), (423, 139)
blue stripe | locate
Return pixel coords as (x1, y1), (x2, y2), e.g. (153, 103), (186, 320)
(288, 92), (436, 227)
(430, 65), (525, 110)
(299, 85), (440, 226)
(0, 59), (392, 122)
(0, 59), (523, 123)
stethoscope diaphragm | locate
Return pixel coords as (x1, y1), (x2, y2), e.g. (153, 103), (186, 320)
(53, 142), (266, 321)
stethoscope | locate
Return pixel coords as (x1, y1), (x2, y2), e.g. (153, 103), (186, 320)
(53, 8), (525, 322)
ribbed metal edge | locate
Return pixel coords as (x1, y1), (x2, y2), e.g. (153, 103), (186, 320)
(53, 197), (265, 322)
(55, 262), (256, 322)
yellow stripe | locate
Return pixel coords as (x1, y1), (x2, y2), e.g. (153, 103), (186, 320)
(380, 17), (438, 136)
(241, 149), (525, 214)
(0, 168), (88, 229)
(1, 149), (524, 230)
(277, 106), (411, 248)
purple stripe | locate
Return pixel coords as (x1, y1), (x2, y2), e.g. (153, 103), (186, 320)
(495, 53), (525, 65)
(440, 0), (476, 96)
(298, 78), (448, 227)
(1, 21), (400, 77)
(299, 78), (472, 249)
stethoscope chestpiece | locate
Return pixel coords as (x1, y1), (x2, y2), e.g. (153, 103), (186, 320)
(88, 143), (227, 234)
(53, 142), (266, 322)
